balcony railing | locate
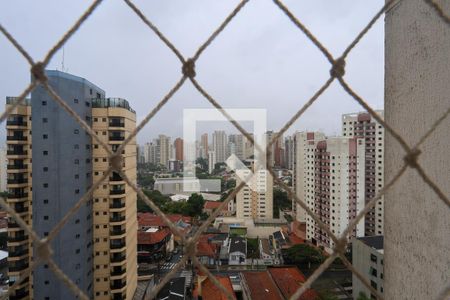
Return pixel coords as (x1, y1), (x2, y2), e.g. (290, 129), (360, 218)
(7, 136), (27, 141)
(110, 281), (126, 290)
(9, 263), (29, 272)
(110, 189), (125, 195)
(109, 121), (125, 127)
(111, 268), (126, 276)
(109, 136), (125, 141)
(110, 202), (125, 209)
(9, 248), (28, 257)
(7, 150), (27, 156)
(8, 193), (28, 199)
(8, 221), (20, 228)
(110, 241), (126, 249)
(110, 229), (126, 236)
(110, 215), (126, 223)
(14, 206), (28, 213)
(111, 255), (126, 263)
(7, 164), (28, 170)
(110, 174), (123, 181)
(7, 178), (28, 184)
(6, 120), (27, 127)
(9, 290), (29, 300)
(8, 235), (28, 242)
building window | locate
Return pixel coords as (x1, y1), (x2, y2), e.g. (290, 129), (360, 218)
(43, 151), (48, 155)
(43, 183), (48, 188)
(74, 99), (79, 103)
(370, 254), (377, 263)
(42, 101), (47, 106)
(74, 129), (79, 134)
(44, 199), (48, 204)
(370, 280), (377, 290)
(44, 216), (49, 220)
(43, 167), (48, 172)
(43, 134), (48, 139)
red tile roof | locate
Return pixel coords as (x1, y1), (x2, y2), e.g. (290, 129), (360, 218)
(242, 271), (283, 300)
(137, 228), (171, 245)
(137, 212), (191, 228)
(196, 234), (217, 258)
(268, 267), (318, 300)
(204, 201), (227, 211)
(194, 275), (236, 300)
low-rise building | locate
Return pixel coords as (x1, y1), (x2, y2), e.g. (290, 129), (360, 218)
(203, 201), (231, 217)
(228, 237), (247, 265)
(268, 267), (318, 300)
(352, 236), (384, 299)
(259, 238), (273, 264)
(194, 275), (236, 300)
(137, 228), (173, 263)
(196, 234), (218, 266)
(241, 271), (283, 300)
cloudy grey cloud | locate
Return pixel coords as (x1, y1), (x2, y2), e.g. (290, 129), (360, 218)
(0, 0), (384, 143)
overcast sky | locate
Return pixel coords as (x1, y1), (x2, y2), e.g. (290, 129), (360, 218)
(0, 0), (385, 144)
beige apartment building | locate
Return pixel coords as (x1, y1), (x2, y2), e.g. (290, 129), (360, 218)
(5, 97), (33, 300)
(92, 98), (138, 300)
(342, 111), (385, 236)
(236, 162), (273, 220)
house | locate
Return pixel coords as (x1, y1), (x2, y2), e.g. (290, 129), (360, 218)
(268, 267), (318, 300)
(273, 230), (288, 249)
(228, 237), (246, 265)
(138, 212), (191, 245)
(196, 234), (218, 266)
(241, 271), (283, 300)
(157, 277), (186, 300)
(137, 228), (173, 263)
(194, 275), (236, 300)
(203, 201), (231, 217)
(259, 238), (273, 264)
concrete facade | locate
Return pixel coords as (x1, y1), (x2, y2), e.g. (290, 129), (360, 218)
(32, 70), (100, 299)
(385, 0), (450, 298)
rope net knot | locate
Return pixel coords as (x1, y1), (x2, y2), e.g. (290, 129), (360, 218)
(330, 57), (346, 78)
(182, 58), (196, 78)
(31, 62), (48, 83)
(404, 148), (421, 168)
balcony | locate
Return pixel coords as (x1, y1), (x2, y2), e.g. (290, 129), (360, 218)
(6, 120), (27, 127)
(110, 201), (125, 209)
(110, 173), (123, 182)
(14, 206), (28, 214)
(111, 268), (126, 276)
(110, 229), (126, 236)
(8, 221), (20, 228)
(7, 136), (27, 141)
(110, 241), (126, 249)
(109, 120), (125, 128)
(7, 150), (27, 156)
(8, 193), (28, 199)
(110, 215), (125, 223)
(7, 178), (28, 185)
(111, 255), (126, 263)
(7, 164), (28, 170)
(110, 189), (125, 195)
(110, 281), (126, 290)
(109, 135), (125, 141)
(9, 263), (29, 272)
(9, 248), (28, 257)
(8, 235), (28, 243)
(9, 290), (29, 300)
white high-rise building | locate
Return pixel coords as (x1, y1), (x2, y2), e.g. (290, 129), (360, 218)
(212, 130), (227, 163)
(342, 110), (385, 236)
(236, 163), (273, 220)
(292, 131), (326, 222)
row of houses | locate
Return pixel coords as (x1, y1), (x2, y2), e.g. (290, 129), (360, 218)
(155, 266), (318, 300)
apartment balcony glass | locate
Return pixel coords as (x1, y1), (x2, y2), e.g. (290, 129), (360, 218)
(7, 164), (28, 170)
(7, 136), (27, 141)
(109, 117), (125, 128)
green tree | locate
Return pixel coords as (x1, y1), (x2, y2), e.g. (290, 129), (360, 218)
(273, 188), (291, 218)
(357, 292), (371, 300)
(282, 244), (325, 265)
(185, 193), (205, 217)
(196, 157), (208, 172)
(137, 190), (170, 213)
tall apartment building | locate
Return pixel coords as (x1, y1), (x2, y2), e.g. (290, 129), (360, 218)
(292, 132), (325, 222)
(265, 131), (284, 168)
(236, 162), (273, 219)
(284, 136), (295, 170)
(212, 131), (227, 163)
(157, 134), (170, 168)
(6, 70), (137, 299)
(200, 133), (208, 159)
(5, 97), (33, 300)
(234, 134), (246, 161)
(342, 111), (384, 236)
(208, 151), (216, 174)
(174, 138), (183, 161)
(303, 137), (366, 252)
(91, 97), (138, 300)
(0, 147), (7, 192)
